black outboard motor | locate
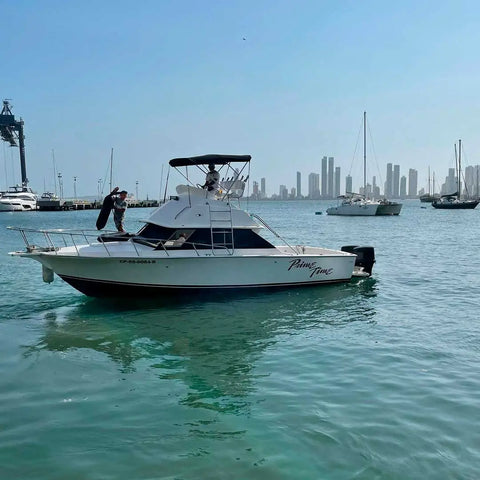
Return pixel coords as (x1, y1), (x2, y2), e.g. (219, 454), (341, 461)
(341, 245), (376, 276)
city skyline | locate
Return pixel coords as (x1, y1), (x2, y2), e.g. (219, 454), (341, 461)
(250, 157), (480, 200)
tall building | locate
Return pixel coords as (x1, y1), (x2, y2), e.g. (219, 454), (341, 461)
(279, 185), (288, 199)
(261, 177), (266, 198)
(408, 169), (418, 197)
(464, 165), (480, 197)
(400, 176), (407, 198)
(393, 165), (400, 198)
(296, 171), (302, 198)
(328, 157), (334, 199)
(345, 175), (352, 194)
(334, 167), (341, 197)
(308, 172), (320, 199)
(385, 163), (393, 197)
(441, 168), (456, 195)
(252, 181), (259, 198)
(372, 176), (380, 198)
(321, 156), (328, 197)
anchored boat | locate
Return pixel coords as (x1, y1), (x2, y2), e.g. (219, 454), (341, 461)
(9, 154), (375, 297)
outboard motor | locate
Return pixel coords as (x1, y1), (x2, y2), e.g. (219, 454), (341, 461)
(341, 245), (376, 276)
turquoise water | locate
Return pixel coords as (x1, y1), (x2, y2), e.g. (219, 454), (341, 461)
(1, 200), (479, 479)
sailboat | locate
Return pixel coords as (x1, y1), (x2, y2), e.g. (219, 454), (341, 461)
(419, 167), (440, 203)
(327, 112), (402, 216)
(327, 112), (378, 216)
(432, 140), (479, 210)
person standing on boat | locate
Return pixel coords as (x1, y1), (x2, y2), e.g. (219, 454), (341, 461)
(202, 164), (220, 193)
(113, 189), (128, 232)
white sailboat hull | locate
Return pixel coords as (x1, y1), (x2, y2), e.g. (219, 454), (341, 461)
(326, 203), (378, 216)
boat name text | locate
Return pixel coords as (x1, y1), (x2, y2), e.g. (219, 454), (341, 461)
(288, 259), (333, 277)
(119, 259), (157, 264)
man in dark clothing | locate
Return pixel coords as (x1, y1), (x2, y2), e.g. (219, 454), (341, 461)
(113, 189), (128, 232)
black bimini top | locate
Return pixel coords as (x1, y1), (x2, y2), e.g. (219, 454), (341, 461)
(169, 154), (251, 167)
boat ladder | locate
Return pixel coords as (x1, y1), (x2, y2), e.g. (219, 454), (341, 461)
(208, 203), (234, 254)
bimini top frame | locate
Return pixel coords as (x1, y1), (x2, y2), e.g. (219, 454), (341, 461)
(169, 154), (251, 168)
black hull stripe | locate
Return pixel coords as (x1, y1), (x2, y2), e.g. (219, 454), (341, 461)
(59, 275), (350, 297)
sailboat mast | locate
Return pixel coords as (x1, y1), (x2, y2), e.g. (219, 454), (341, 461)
(458, 139), (462, 198)
(363, 111), (367, 194)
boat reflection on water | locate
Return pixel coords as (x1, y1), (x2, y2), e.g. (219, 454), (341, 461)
(25, 279), (377, 414)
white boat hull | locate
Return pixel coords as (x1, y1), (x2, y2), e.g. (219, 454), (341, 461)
(326, 203), (378, 216)
(19, 247), (356, 296)
(0, 200), (36, 211)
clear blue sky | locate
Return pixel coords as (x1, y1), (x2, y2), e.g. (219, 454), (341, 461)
(2, 0), (480, 197)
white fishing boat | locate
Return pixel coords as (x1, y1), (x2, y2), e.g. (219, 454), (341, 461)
(9, 154), (375, 297)
(0, 186), (37, 212)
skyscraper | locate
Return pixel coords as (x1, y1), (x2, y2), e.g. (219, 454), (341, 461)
(385, 163), (393, 197)
(308, 172), (320, 199)
(345, 175), (352, 194)
(393, 165), (400, 198)
(296, 171), (302, 198)
(334, 166), (341, 197)
(372, 176), (380, 198)
(328, 157), (334, 199)
(408, 168), (418, 197)
(261, 177), (266, 198)
(321, 156), (327, 197)
(400, 176), (407, 198)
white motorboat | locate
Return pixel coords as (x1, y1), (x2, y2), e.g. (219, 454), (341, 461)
(37, 192), (63, 211)
(9, 154), (375, 297)
(0, 186), (37, 212)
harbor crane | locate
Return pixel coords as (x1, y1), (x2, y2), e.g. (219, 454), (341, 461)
(0, 100), (28, 188)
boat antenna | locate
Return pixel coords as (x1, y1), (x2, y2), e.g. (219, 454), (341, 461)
(52, 149), (57, 196)
(158, 164), (164, 202)
(163, 165), (170, 203)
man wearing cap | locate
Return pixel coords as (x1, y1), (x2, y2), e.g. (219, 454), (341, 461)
(202, 164), (220, 193)
(112, 189), (128, 232)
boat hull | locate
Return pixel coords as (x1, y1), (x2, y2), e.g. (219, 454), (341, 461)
(432, 201), (479, 209)
(326, 203), (378, 216)
(376, 203), (402, 215)
(25, 252), (356, 297)
(0, 201), (36, 212)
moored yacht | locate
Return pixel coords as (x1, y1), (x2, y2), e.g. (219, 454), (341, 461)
(9, 154), (375, 297)
(326, 194), (379, 216)
(37, 192), (62, 211)
(0, 185), (37, 212)
(326, 112), (401, 216)
(376, 199), (402, 216)
(432, 140), (479, 210)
